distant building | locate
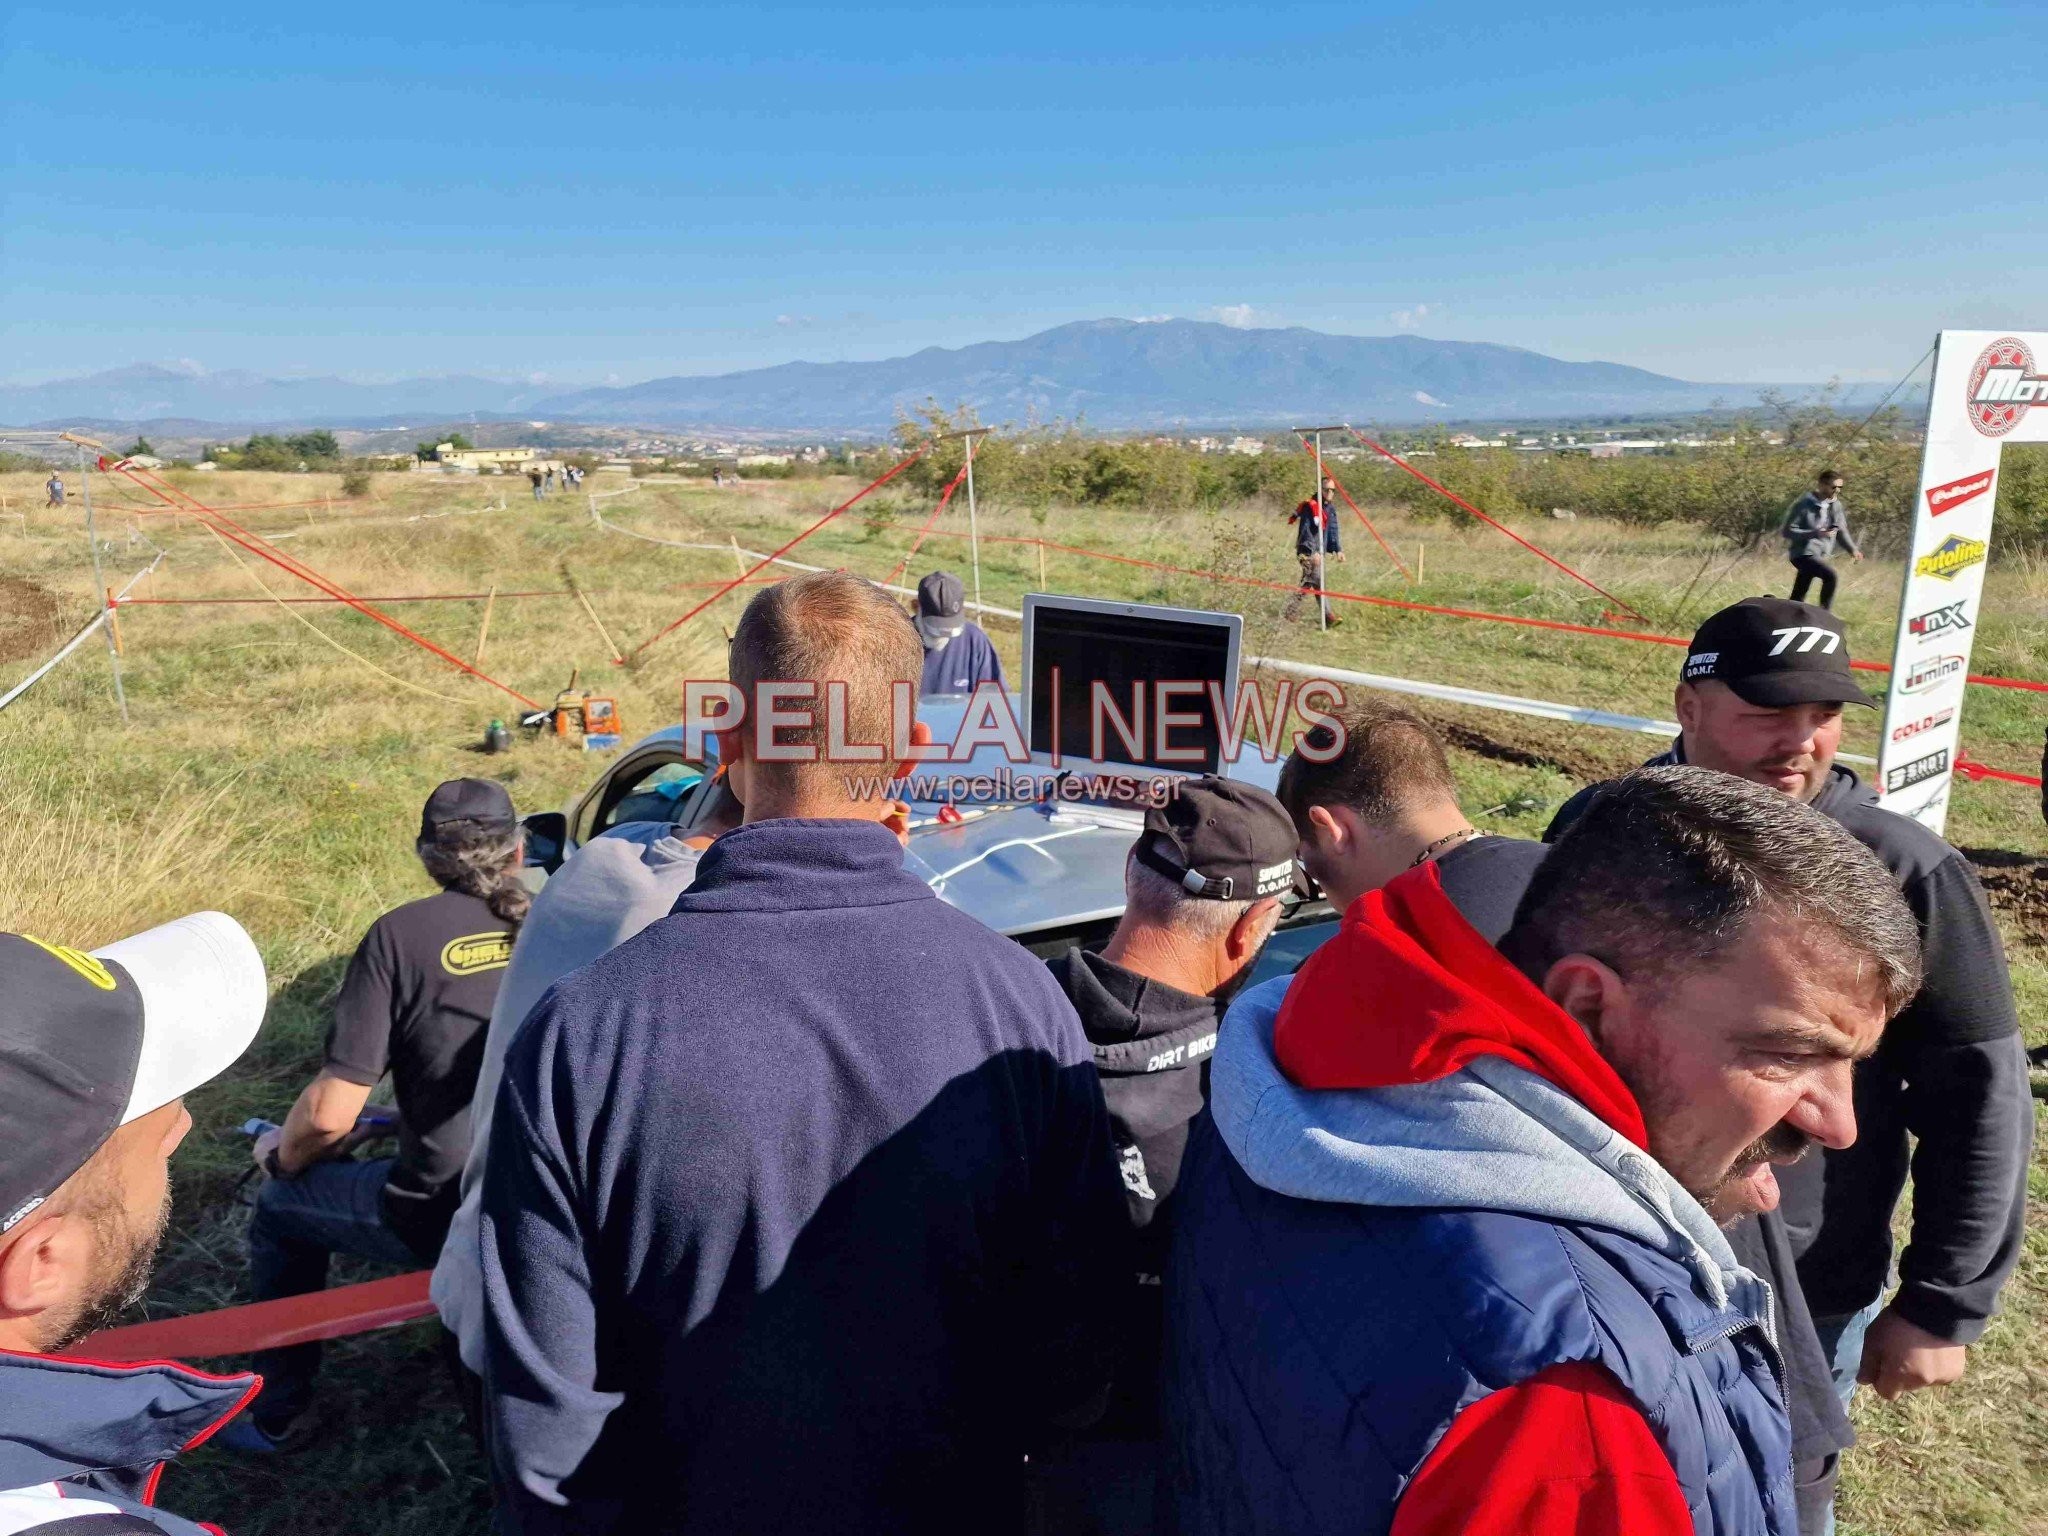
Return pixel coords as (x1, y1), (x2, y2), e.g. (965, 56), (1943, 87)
(425, 444), (540, 473)
(1226, 436), (1266, 456)
(737, 452), (793, 467)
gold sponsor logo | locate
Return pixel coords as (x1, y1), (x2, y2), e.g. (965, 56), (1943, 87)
(441, 932), (513, 976)
(22, 935), (118, 990)
(1913, 535), (1987, 582)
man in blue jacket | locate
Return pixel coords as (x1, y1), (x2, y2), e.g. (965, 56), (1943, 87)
(1282, 484), (1344, 626)
(1165, 767), (1921, 1536)
(479, 569), (1128, 1535)
(0, 913), (269, 1534)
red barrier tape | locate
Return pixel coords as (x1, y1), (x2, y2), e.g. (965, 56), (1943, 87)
(623, 444), (929, 662)
(80, 1271), (435, 1362)
(118, 466), (542, 708)
(1347, 429), (1651, 624)
(1954, 753), (2045, 789)
(1297, 440), (1412, 581)
(119, 590), (570, 606)
(884, 459), (974, 591)
(909, 528), (2048, 695)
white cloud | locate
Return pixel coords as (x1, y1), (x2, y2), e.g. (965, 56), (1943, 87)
(775, 313), (817, 327)
(1390, 304), (1434, 331)
(1413, 390), (1447, 407)
(1207, 303), (1261, 329)
(1131, 314), (1174, 323)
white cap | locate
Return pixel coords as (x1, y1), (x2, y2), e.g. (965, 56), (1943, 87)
(93, 911), (268, 1124)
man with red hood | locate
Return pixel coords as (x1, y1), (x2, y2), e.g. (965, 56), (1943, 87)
(1161, 766), (1921, 1536)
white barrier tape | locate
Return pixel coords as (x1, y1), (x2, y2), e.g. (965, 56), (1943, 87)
(0, 552), (165, 714)
(588, 512), (1884, 768)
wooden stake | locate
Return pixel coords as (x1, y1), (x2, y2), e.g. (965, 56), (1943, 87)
(104, 589), (124, 656)
(474, 585), (497, 668)
(1417, 544), (1426, 584)
(564, 568), (624, 664)
(1037, 539), (1046, 590)
(729, 535), (747, 579)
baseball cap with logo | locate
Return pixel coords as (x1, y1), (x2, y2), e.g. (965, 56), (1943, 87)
(420, 777), (517, 839)
(0, 912), (267, 1234)
(1679, 597), (1878, 708)
(1134, 776), (1301, 901)
(915, 571), (967, 645)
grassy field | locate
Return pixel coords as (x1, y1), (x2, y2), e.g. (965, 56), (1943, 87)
(1, 465), (2042, 1535)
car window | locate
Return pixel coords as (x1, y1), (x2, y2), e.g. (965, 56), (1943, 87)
(579, 755), (706, 843)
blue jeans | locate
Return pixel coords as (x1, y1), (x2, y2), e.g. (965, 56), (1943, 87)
(1808, 1296), (1884, 1536)
(247, 1157), (419, 1428)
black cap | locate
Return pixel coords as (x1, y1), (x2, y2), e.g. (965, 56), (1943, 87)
(1681, 597), (1878, 708)
(916, 571), (966, 643)
(420, 778), (517, 839)
(1, 915), (266, 1236)
(1134, 776), (1300, 902)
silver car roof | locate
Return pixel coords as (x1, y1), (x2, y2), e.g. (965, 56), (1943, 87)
(621, 691), (1286, 939)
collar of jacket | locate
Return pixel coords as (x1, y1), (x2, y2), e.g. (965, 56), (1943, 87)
(671, 817), (931, 916)
(0, 1349), (257, 1495)
(1047, 948), (1222, 1075)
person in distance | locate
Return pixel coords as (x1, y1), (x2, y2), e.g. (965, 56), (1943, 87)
(1546, 598), (2032, 1427)
(0, 914), (268, 1534)
(478, 569), (1127, 1535)
(1780, 469), (1861, 610)
(913, 568), (1004, 696)
(1282, 481), (1345, 627)
(228, 777), (526, 1452)
(1164, 766), (1921, 1536)
(1035, 776), (1295, 1533)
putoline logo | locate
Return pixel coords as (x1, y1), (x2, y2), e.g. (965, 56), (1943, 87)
(1967, 336), (2047, 438)
(1914, 534), (1988, 582)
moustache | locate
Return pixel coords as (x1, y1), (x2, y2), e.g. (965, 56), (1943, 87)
(1731, 1121), (1813, 1173)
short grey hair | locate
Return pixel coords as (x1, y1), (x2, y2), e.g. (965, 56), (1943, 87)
(1502, 766), (1920, 1013)
(1123, 853), (1265, 945)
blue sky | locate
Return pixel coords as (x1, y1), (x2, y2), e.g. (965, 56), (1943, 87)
(3, 1), (2041, 386)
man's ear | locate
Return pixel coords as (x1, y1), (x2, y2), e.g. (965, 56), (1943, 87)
(1306, 803), (1347, 854)
(1227, 897), (1282, 963)
(0, 1210), (91, 1325)
(1673, 682), (1700, 735)
(1539, 954), (1630, 1045)
(891, 718), (934, 782)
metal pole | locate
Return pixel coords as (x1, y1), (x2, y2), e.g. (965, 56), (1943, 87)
(78, 444), (129, 725)
(1313, 430), (1327, 633)
(964, 434), (983, 617)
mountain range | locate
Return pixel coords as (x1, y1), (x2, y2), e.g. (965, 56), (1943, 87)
(0, 319), (1877, 434)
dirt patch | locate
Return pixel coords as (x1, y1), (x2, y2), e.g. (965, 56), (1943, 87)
(0, 577), (66, 665)
(1421, 705), (1660, 785)
(1965, 850), (2048, 949)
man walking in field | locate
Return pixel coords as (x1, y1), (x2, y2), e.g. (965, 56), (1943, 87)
(1780, 469), (1860, 609)
(45, 471), (64, 508)
(1282, 482), (1344, 626)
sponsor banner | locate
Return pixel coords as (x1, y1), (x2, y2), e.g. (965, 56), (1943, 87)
(1878, 328), (2047, 833)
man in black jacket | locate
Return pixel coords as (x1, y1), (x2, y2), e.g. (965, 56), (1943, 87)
(1282, 484), (1345, 626)
(1038, 776), (1296, 1533)
(1547, 596), (2032, 1525)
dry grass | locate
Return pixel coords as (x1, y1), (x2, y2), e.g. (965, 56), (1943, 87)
(0, 466), (2041, 1534)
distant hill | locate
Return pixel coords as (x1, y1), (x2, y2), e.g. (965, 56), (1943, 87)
(0, 363), (549, 431)
(531, 320), (1742, 429)
(4, 321), (1905, 434)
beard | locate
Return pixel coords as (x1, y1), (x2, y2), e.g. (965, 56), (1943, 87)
(39, 1186), (172, 1354)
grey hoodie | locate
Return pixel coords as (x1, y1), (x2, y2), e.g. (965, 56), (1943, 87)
(1212, 975), (1776, 1331)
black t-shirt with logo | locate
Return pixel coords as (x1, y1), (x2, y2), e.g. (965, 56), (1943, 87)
(324, 888), (513, 1259)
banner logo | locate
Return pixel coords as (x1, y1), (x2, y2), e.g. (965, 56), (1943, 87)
(1885, 748), (1950, 794)
(1914, 535), (1988, 582)
(1890, 707), (1955, 744)
(1907, 601), (1971, 640)
(1967, 336), (2046, 438)
(1900, 654), (1965, 694)
(1924, 467), (1995, 516)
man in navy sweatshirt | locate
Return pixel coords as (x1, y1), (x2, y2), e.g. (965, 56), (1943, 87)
(478, 569), (1128, 1535)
